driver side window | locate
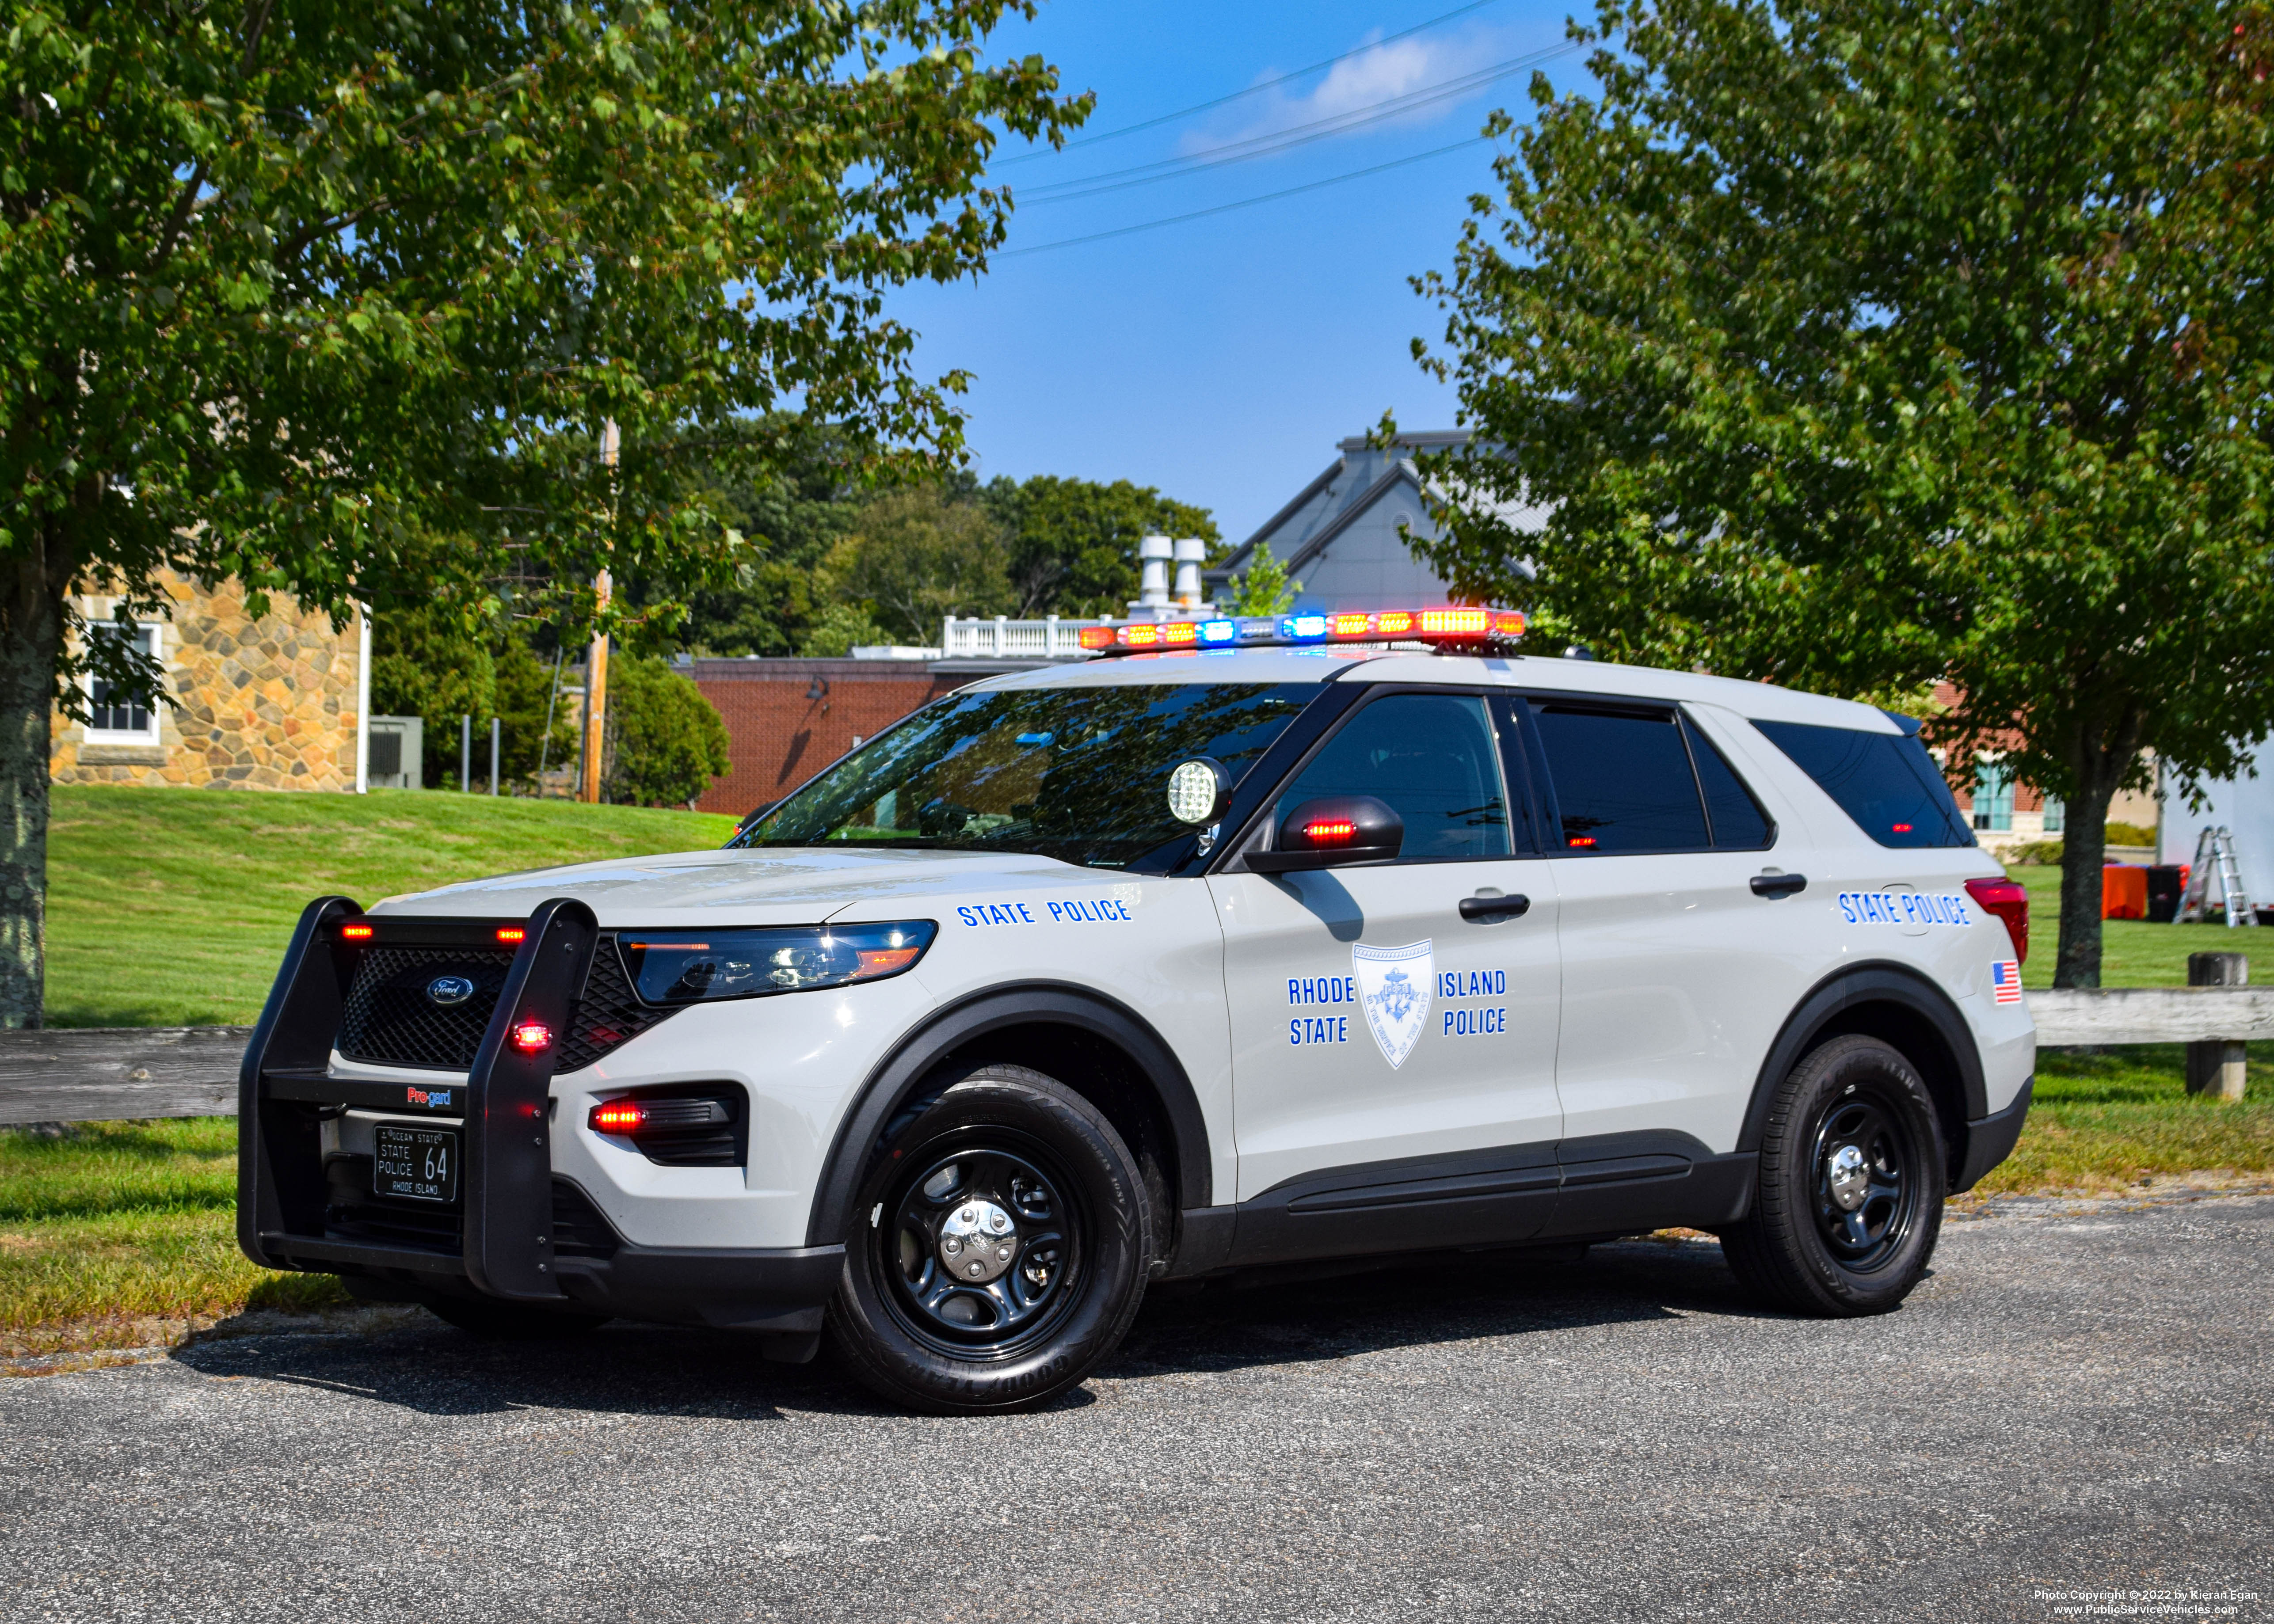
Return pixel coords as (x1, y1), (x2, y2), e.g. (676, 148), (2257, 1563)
(1274, 693), (1510, 860)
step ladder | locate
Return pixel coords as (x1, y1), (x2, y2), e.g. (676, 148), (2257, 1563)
(2177, 826), (2259, 927)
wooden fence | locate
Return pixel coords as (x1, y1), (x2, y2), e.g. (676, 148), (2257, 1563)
(0, 987), (2268, 1125)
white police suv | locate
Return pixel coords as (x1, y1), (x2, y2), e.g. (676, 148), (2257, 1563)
(238, 609), (2035, 1413)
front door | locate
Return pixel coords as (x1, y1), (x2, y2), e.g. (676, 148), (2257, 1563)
(1209, 688), (1564, 1218)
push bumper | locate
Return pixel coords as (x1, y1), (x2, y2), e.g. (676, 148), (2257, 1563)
(1952, 1076), (2033, 1193)
(238, 895), (842, 1351)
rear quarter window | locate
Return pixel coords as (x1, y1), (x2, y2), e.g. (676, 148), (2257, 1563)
(1750, 719), (1973, 848)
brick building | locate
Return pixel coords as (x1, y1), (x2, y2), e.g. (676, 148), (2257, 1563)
(686, 656), (1043, 818)
(50, 570), (366, 791)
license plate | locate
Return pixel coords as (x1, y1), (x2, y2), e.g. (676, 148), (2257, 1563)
(374, 1125), (460, 1205)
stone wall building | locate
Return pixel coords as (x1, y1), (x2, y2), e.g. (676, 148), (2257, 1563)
(50, 570), (365, 791)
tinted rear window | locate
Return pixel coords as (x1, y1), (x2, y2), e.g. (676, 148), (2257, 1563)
(1751, 720), (1973, 848)
(1686, 719), (1775, 848)
(1529, 705), (1708, 852)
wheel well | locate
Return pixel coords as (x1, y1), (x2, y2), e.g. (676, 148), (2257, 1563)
(931, 1022), (1179, 1221)
(1802, 998), (1971, 1182)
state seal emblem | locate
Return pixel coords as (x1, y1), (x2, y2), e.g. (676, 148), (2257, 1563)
(1353, 939), (1434, 1069)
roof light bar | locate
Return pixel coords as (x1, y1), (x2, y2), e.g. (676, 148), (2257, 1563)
(1085, 608), (1524, 658)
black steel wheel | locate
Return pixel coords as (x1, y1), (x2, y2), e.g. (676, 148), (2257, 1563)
(1721, 1034), (1945, 1316)
(828, 1064), (1152, 1414)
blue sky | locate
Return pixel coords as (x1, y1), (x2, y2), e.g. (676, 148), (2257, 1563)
(888, 0), (1591, 543)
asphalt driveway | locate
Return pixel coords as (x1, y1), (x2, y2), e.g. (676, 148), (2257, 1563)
(3, 1194), (2270, 1623)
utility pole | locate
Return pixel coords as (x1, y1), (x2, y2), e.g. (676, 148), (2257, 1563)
(489, 716), (501, 796)
(580, 418), (618, 805)
(460, 714), (472, 794)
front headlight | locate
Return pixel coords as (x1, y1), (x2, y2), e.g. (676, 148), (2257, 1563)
(617, 920), (938, 1006)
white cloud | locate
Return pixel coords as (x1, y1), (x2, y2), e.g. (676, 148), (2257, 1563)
(1183, 27), (1508, 156)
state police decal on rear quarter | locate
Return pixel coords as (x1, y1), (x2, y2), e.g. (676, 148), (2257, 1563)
(1837, 891), (1973, 927)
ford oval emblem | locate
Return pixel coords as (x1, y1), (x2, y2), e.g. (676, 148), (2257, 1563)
(427, 975), (476, 1007)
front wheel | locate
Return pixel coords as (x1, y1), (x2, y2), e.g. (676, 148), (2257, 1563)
(1720, 1034), (1946, 1316)
(827, 1065), (1153, 1414)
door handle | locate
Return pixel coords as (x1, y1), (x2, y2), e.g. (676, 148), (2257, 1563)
(1459, 893), (1531, 921)
(1750, 873), (1808, 898)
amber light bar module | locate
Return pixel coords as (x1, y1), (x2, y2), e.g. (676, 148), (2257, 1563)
(1079, 607), (1525, 657)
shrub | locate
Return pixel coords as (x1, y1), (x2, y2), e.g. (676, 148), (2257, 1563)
(2008, 840), (2065, 867)
(602, 656), (732, 807)
(2105, 821), (2156, 848)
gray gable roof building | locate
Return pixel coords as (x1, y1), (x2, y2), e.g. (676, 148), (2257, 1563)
(1207, 430), (1540, 613)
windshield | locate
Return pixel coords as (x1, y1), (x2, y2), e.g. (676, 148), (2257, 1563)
(738, 681), (1319, 870)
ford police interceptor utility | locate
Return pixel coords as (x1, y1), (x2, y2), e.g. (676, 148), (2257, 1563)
(237, 608), (2035, 1413)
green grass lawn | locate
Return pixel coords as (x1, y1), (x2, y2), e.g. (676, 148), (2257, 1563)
(2004, 863), (2261, 989)
(1977, 1042), (2274, 1196)
(0, 1117), (347, 1358)
(46, 786), (738, 1027)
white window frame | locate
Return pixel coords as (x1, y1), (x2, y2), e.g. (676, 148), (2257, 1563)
(81, 621), (165, 745)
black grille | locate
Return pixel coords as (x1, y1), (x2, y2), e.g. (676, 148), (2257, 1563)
(333, 934), (678, 1073)
(338, 947), (515, 1070)
(551, 1179), (622, 1258)
(555, 937), (678, 1074)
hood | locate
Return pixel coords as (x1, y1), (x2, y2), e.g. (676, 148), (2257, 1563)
(366, 845), (1086, 928)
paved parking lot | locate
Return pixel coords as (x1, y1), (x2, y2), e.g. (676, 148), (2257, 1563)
(2, 1194), (2270, 1623)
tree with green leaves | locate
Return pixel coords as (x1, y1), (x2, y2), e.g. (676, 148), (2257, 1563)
(0, 1), (1085, 1024)
(984, 475), (1221, 617)
(602, 655), (731, 807)
(823, 483), (1010, 643)
(1222, 540), (1301, 617)
(1406, 0), (2274, 987)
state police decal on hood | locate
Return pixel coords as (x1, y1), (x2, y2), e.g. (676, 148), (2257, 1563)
(1354, 940), (1434, 1069)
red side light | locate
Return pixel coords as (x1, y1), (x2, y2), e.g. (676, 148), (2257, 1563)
(1079, 625), (1116, 650)
(1304, 819), (1360, 846)
(590, 1099), (646, 1133)
(341, 923), (373, 940)
(1331, 613), (1373, 638)
(1121, 624), (1159, 647)
(1375, 611), (1415, 636)
(495, 926), (526, 944)
(1891, 823), (1914, 834)
(1568, 836), (1598, 848)
(1161, 621), (1198, 645)
(1419, 608), (1490, 637)
(1491, 610), (1526, 639)
(510, 1020), (553, 1054)
(1964, 876), (2030, 963)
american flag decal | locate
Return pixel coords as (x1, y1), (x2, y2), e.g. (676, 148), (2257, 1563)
(1991, 961), (2023, 1005)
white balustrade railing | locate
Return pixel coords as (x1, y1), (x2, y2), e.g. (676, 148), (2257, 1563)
(939, 616), (1104, 659)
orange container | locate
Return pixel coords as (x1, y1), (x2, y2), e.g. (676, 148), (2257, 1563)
(2102, 864), (2148, 921)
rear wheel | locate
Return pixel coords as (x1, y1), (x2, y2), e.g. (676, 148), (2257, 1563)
(827, 1065), (1152, 1414)
(1721, 1034), (1945, 1316)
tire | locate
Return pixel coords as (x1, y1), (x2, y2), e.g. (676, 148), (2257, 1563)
(826, 1064), (1153, 1415)
(423, 1293), (610, 1340)
(1721, 1034), (1946, 1316)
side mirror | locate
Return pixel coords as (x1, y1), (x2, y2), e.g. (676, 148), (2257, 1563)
(1246, 795), (1403, 873)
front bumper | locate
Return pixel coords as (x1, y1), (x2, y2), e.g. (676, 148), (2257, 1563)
(238, 895), (843, 1347)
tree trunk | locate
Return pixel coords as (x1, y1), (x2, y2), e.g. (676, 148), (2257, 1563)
(0, 531), (72, 1029)
(2052, 716), (2141, 990)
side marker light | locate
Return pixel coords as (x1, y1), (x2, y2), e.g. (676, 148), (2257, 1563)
(590, 1099), (646, 1133)
(341, 924), (374, 940)
(1305, 819), (1360, 845)
(495, 926), (527, 944)
(510, 1021), (553, 1054)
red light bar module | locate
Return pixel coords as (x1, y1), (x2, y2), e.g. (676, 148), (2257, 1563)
(495, 925), (527, 944)
(340, 923), (374, 940)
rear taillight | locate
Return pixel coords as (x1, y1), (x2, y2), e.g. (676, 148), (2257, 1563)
(1965, 876), (2030, 962)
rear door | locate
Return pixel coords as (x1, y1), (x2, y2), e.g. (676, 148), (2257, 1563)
(1518, 694), (1810, 1160)
(1210, 687), (1563, 1216)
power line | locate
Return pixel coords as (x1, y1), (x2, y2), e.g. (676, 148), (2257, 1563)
(1020, 42), (1577, 207)
(993, 0), (1511, 166)
(994, 133), (1502, 259)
